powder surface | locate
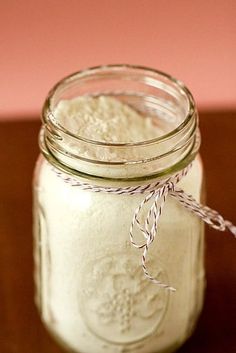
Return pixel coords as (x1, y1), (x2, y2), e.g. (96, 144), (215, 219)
(55, 96), (163, 143)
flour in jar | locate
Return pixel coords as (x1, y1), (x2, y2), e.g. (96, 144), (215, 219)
(53, 95), (176, 166)
(34, 96), (204, 353)
(55, 95), (164, 142)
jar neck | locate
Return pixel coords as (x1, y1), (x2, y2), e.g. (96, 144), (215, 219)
(40, 65), (199, 181)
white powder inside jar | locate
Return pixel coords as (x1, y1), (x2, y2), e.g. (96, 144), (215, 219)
(35, 96), (205, 353)
(55, 95), (163, 143)
(53, 96), (177, 178)
(53, 96), (169, 167)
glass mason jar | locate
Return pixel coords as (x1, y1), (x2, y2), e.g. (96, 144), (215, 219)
(33, 65), (205, 353)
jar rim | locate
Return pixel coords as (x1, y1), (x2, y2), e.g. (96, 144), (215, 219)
(42, 64), (196, 147)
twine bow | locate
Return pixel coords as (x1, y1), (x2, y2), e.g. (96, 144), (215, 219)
(53, 163), (236, 291)
(129, 164), (236, 291)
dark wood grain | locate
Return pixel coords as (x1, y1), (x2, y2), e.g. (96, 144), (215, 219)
(0, 112), (235, 353)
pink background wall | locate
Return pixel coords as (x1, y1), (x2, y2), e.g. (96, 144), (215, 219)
(1, 0), (236, 120)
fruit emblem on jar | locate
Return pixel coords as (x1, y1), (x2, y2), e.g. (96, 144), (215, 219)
(80, 253), (169, 344)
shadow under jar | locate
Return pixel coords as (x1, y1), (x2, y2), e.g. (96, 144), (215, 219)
(33, 65), (205, 353)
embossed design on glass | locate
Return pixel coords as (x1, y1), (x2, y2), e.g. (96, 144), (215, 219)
(80, 255), (169, 344)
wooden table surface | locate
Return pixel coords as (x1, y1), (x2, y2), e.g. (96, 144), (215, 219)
(0, 112), (236, 353)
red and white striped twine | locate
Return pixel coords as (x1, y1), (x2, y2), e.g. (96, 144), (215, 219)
(53, 163), (236, 292)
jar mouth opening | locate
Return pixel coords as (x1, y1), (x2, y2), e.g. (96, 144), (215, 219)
(42, 64), (196, 147)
